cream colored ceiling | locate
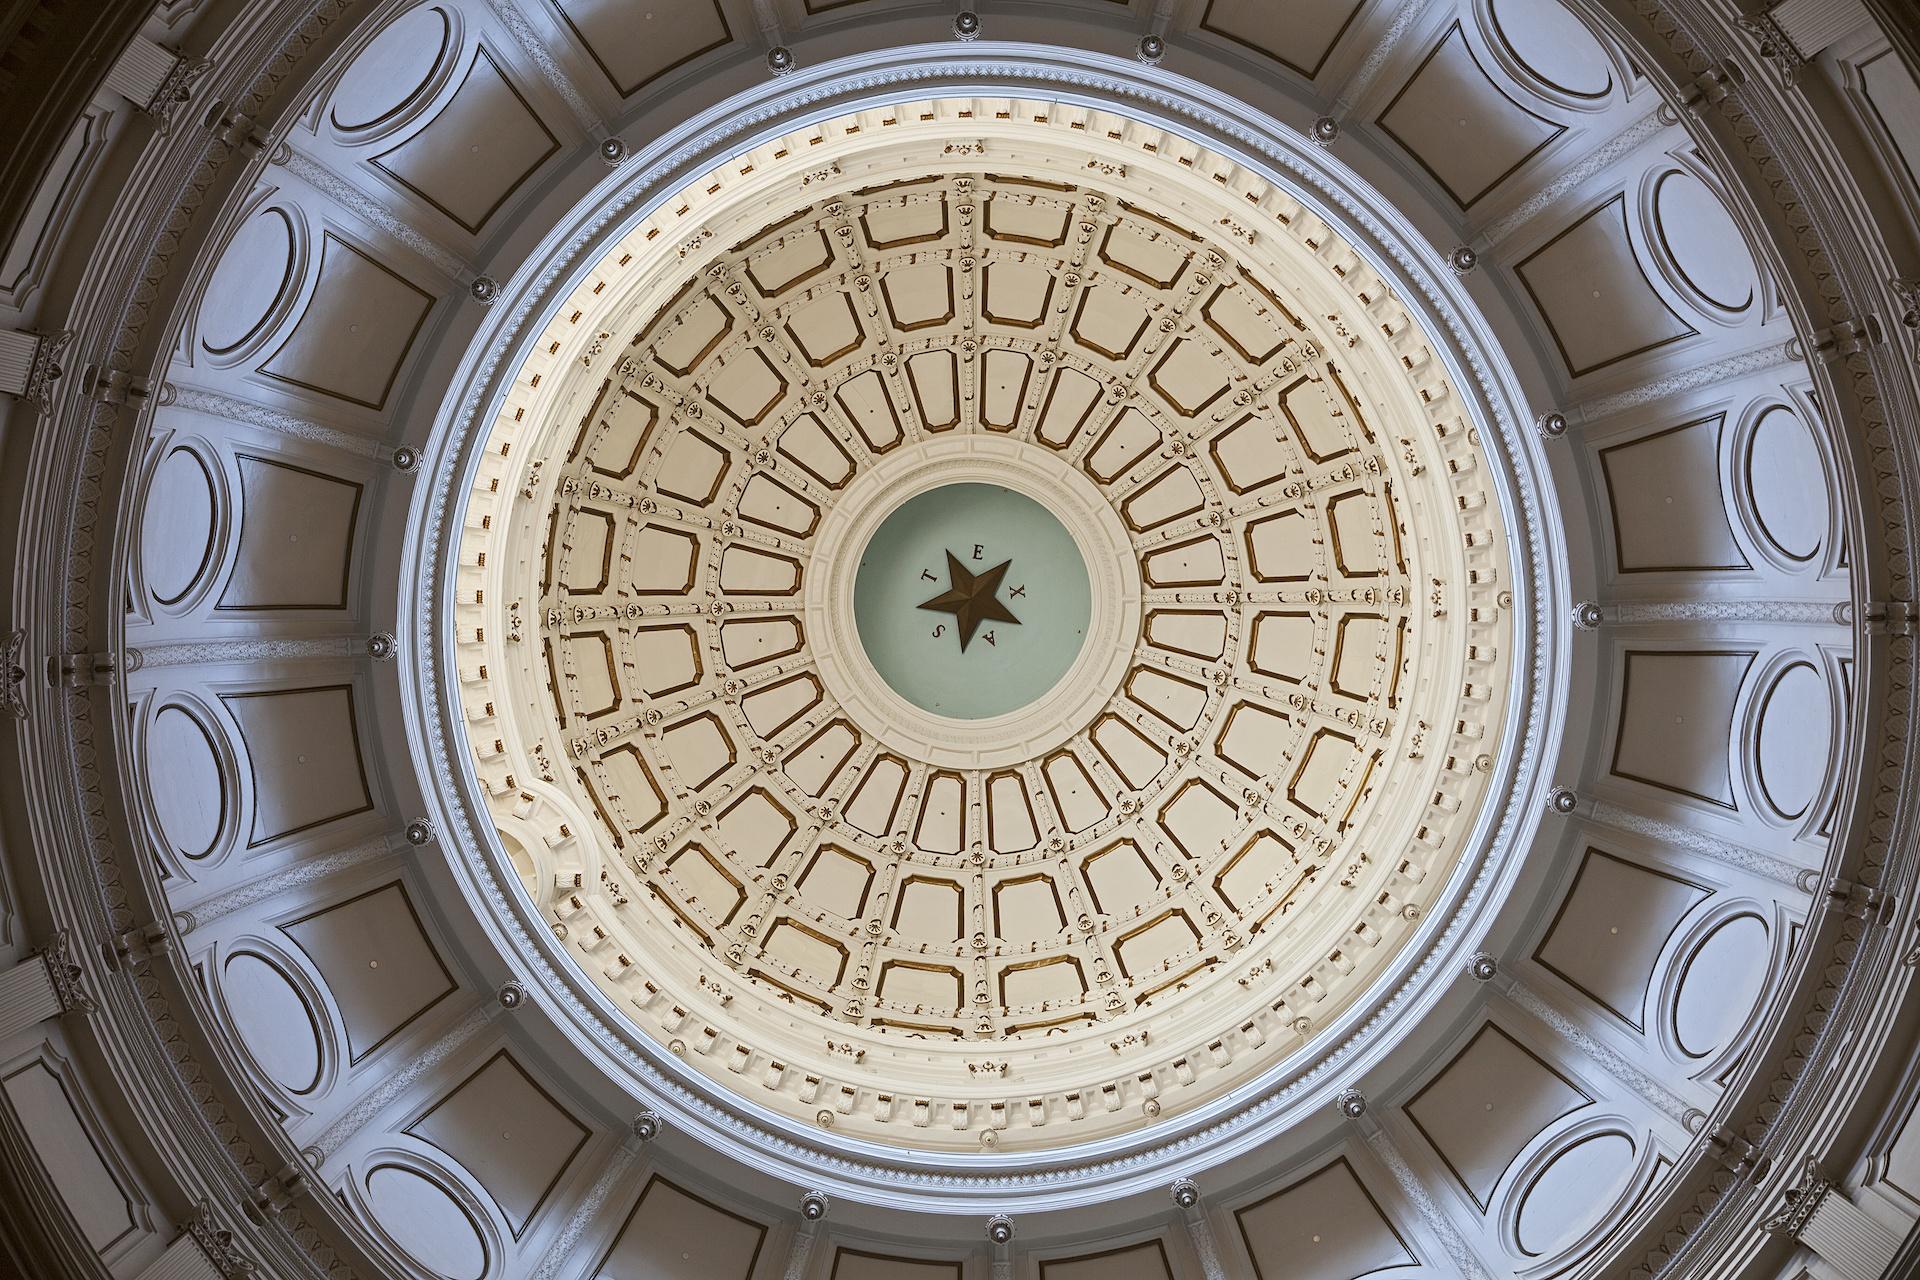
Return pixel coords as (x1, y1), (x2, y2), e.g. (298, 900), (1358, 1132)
(452, 104), (1513, 1150)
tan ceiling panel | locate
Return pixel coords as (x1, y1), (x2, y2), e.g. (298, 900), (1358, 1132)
(0, 1059), (138, 1255)
(223, 685), (372, 845)
(1376, 25), (1566, 208)
(370, 49), (560, 233)
(1599, 416), (1750, 572)
(550, 0), (732, 98)
(258, 232), (433, 410)
(1611, 649), (1756, 807)
(594, 1175), (767, 1280)
(1234, 1157), (1417, 1279)
(217, 455), (362, 611)
(1536, 847), (1710, 1029)
(1405, 1023), (1592, 1209)
(406, 1050), (590, 1236)
(1199, 0), (1368, 79)
(1039, 1239), (1174, 1279)
(282, 882), (456, 1064)
(1515, 194), (1698, 378)
(831, 1250), (962, 1280)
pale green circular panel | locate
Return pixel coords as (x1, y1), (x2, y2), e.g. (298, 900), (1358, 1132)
(853, 483), (1092, 720)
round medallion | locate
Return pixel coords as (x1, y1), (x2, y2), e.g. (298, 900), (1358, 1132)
(808, 436), (1139, 769)
(852, 482), (1090, 720)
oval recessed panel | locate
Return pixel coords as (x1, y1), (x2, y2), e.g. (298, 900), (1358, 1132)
(140, 448), (217, 605)
(148, 706), (225, 858)
(1674, 913), (1770, 1058)
(222, 952), (322, 1094)
(329, 5), (452, 133)
(365, 1165), (486, 1280)
(1653, 170), (1756, 312)
(200, 208), (296, 357)
(1487, 0), (1615, 99)
(1516, 1132), (1637, 1257)
(1755, 662), (1828, 819)
(1746, 406), (1826, 562)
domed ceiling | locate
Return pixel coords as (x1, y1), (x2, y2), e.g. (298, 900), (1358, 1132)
(454, 107), (1514, 1149)
(2, 1), (1919, 1278)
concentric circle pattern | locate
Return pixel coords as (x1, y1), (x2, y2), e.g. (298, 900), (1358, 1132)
(454, 106), (1514, 1150)
(9, 0), (1920, 1274)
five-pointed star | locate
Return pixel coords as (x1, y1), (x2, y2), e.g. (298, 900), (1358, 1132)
(917, 551), (1021, 651)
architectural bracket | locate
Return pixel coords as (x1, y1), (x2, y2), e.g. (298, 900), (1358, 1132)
(1676, 59), (1747, 112)
(53, 651), (121, 688)
(1, 630), (24, 720)
(180, 1200), (257, 1277)
(1863, 600), (1916, 635)
(0, 329), (71, 412)
(39, 929), (95, 1015)
(1737, 13), (1809, 86)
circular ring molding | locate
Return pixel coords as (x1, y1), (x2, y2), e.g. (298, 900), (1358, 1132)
(411, 55), (1555, 1207)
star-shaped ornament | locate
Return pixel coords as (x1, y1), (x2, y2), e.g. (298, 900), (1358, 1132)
(918, 551), (1021, 651)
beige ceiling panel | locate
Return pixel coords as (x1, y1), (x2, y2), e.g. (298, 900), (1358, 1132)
(914, 772), (966, 854)
(1611, 649), (1755, 807)
(1090, 716), (1168, 790)
(585, 388), (658, 480)
(797, 845), (875, 919)
(1158, 779), (1239, 856)
(628, 524), (699, 593)
(224, 685), (372, 845)
(370, 49), (560, 233)
(1233, 1157), (1417, 1278)
(653, 293), (732, 376)
(282, 882), (455, 1064)
(775, 412), (855, 487)
(1214, 830), (1302, 915)
(1535, 847), (1710, 1030)
(1082, 841), (1162, 916)
(1034, 367), (1102, 447)
(1404, 1023), (1592, 1209)
(715, 787), (797, 868)
(1247, 610), (1318, 683)
(717, 614), (803, 674)
(1208, 414), (1290, 493)
(596, 744), (666, 836)
(218, 455), (362, 611)
(406, 1050), (590, 1236)
(717, 544), (800, 595)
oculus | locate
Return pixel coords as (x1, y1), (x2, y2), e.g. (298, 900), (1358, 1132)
(854, 481), (1088, 717)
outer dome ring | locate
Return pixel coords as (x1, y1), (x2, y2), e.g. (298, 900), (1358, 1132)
(402, 44), (1566, 1212)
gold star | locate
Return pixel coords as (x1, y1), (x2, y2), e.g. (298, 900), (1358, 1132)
(918, 551), (1021, 651)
